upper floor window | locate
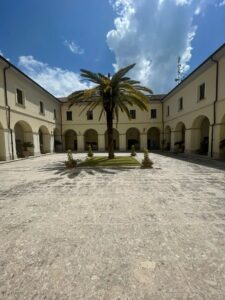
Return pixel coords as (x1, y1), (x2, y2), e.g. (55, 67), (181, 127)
(129, 109), (136, 119)
(151, 109), (157, 119)
(54, 109), (57, 120)
(179, 97), (183, 111)
(87, 110), (93, 120)
(40, 101), (44, 114)
(16, 89), (24, 105)
(66, 111), (72, 121)
(198, 83), (205, 101)
(167, 105), (170, 116)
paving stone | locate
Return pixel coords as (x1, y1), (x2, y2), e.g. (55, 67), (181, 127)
(0, 152), (225, 299)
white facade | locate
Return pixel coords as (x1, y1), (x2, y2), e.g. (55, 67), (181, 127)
(0, 43), (225, 161)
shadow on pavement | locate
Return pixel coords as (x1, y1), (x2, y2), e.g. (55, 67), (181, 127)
(40, 160), (133, 179)
(154, 151), (225, 172)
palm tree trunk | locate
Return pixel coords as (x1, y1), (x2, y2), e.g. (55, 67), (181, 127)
(106, 110), (114, 159)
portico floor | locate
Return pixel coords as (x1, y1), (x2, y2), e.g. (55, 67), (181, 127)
(0, 153), (225, 299)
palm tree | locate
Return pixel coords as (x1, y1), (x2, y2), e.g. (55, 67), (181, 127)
(68, 64), (153, 159)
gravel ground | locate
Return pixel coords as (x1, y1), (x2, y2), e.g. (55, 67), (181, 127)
(0, 152), (225, 299)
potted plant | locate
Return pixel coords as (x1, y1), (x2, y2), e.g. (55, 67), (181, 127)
(22, 142), (34, 157)
(174, 141), (185, 153)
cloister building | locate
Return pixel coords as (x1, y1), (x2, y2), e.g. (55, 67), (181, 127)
(0, 43), (225, 161)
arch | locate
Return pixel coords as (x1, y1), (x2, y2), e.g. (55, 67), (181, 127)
(84, 129), (98, 150)
(0, 122), (6, 160)
(174, 122), (186, 153)
(164, 126), (171, 151)
(219, 114), (225, 159)
(39, 125), (50, 154)
(147, 127), (160, 150)
(126, 128), (140, 150)
(14, 121), (34, 158)
(64, 130), (77, 151)
(105, 129), (119, 151)
(191, 115), (210, 155)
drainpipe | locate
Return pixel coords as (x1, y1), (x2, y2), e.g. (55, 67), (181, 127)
(60, 102), (63, 151)
(3, 64), (14, 160)
(211, 57), (219, 158)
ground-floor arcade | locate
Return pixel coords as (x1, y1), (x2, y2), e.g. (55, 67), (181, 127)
(0, 113), (61, 161)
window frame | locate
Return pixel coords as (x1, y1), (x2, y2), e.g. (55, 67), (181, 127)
(87, 110), (93, 120)
(178, 97), (183, 111)
(167, 105), (170, 117)
(150, 109), (157, 119)
(16, 88), (25, 106)
(66, 111), (73, 121)
(39, 101), (44, 115)
(129, 109), (136, 119)
(198, 83), (205, 101)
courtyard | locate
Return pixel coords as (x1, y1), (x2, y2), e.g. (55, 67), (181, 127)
(0, 153), (225, 299)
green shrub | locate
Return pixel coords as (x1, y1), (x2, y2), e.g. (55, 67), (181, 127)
(88, 145), (94, 157)
(65, 150), (77, 168)
(130, 145), (136, 156)
(141, 148), (153, 169)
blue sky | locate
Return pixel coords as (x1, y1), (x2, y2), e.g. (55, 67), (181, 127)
(0, 0), (225, 96)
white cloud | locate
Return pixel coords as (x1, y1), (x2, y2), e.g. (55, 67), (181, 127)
(63, 40), (84, 55)
(0, 49), (3, 56)
(18, 56), (89, 97)
(107, 0), (222, 93)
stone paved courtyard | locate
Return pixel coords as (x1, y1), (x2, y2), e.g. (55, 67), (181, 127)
(0, 153), (225, 299)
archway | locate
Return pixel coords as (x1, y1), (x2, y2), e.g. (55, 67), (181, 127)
(39, 125), (50, 154)
(14, 121), (34, 158)
(84, 129), (98, 150)
(105, 129), (119, 151)
(126, 128), (140, 150)
(164, 126), (171, 151)
(191, 115), (210, 155)
(64, 130), (77, 151)
(147, 127), (160, 150)
(219, 115), (225, 159)
(0, 122), (6, 160)
(174, 122), (186, 152)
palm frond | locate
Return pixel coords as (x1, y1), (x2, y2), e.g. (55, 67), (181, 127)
(111, 63), (136, 87)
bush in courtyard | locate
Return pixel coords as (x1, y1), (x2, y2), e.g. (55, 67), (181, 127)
(88, 145), (94, 157)
(141, 148), (153, 169)
(65, 150), (77, 168)
(130, 145), (136, 156)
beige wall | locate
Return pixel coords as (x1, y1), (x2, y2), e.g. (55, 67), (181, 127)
(61, 100), (162, 151)
(0, 61), (61, 160)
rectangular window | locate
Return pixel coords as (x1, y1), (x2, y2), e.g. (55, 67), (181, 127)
(16, 89), (24, 105)
(167, 105), (170, 116)
(151, 109), (157, 119)
(87, 110), (93, 120)
(66, 111), (72, 121)
(130, 109), (136, 119)
(54, 109), (57, 120)
(199, 83), (205, 100)
(179, 97), (183, 111)
(40, 101), (44, 114)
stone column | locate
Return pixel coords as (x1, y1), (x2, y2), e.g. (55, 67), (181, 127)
(98, 134), (105, 152)
(184, 128), (192, 154)
(208, 125), (213, 158)
(33, 132), (41, 156)
(0, 128), (11, 160)
(77, 135), (84, 152)
(170, 130), (175, 152)
(140, 133), (147, 151)
(119, 134), (126, 151)
(50, 134), (54, 153)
